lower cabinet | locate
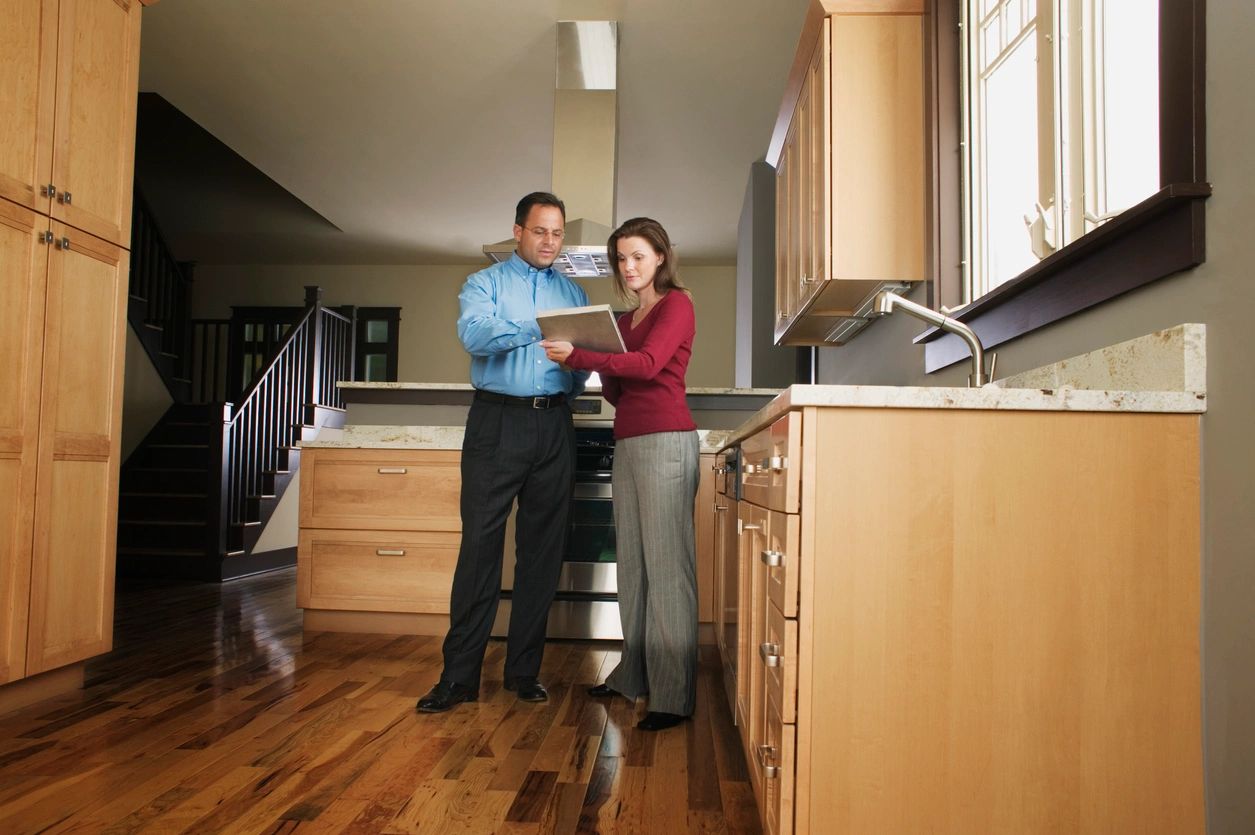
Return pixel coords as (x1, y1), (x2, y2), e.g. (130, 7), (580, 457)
(720, 405), (1205, 834)
(297, 447), (461, 634)
(1, 201), (127, 687)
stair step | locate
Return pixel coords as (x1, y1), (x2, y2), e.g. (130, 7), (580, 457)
(121, 468), (207, 492)
(117, 519), (207, 549)
(117, 546), (203, 558)
(132, 443), (211, 469)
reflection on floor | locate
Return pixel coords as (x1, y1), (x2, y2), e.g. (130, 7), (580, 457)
(0, 567), (760, 833)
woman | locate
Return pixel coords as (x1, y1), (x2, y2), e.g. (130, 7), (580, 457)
(541, 217), (699, 731)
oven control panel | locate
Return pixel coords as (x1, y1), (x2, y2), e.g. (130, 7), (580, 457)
(571, 394), (615, 423)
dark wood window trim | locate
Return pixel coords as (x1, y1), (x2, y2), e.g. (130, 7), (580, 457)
(919, 0), (1209, 373)
(354, 307), (401, 383)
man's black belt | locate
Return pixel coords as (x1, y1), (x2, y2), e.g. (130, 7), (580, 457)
(474, 390), (566, 409)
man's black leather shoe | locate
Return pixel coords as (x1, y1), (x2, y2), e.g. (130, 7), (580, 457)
(587, 683), (620, 698)
(504, 676), (548, 702)
(416, 680), (478, 713)
(636, 711), (689, 731)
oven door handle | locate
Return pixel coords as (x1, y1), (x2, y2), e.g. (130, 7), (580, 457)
(573, 482), (613, 499)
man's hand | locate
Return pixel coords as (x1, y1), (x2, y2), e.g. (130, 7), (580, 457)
(540, 339), (574, 364)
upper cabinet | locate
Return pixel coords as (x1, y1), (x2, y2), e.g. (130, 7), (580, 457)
(769, 1), (926, 346)
(0, 0), (142, 248)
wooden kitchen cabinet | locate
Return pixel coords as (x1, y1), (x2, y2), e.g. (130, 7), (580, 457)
(0, 0), (142, 248)
(769, 1), (926, 345)
(721, 405), (1204, 834)
(297, 447), (463, 634)
(0, 199), (128, 685)
(694, 452), (717, 627)
(2, 0), (141, 694)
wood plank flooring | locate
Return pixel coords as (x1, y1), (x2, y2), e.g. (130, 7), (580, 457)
(0, 568), (760, 833)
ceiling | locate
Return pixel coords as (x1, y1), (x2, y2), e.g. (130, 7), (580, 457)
(136, 0), (809, 266)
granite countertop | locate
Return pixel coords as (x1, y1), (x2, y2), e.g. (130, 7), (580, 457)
(336, 381), (781, 396)
(313, 324), (1205, 454)
(303, 425), (734, 453)
(721, 323), (1207, 447)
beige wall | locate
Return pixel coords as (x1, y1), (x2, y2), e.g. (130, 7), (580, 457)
(815, 5), (1255, 830)
(121, 327), (174, 461)
(190, 262), (735, 388)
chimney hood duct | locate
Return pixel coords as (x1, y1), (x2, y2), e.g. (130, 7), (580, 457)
(483, 20), (618, 278)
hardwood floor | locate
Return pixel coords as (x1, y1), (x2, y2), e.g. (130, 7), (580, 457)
(0, 568), (760, 833)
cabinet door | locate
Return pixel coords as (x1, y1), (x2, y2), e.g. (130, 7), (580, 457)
(26, 221), (127, 675)
(774, 142), (792, 333)
(49, 0), (141, 247)
(0, 0), (58, 214)
(695, 453), (717, 623)
(0, 200), (50, 684)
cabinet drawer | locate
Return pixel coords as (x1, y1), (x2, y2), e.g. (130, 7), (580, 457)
(764, 509), (800, 618)
(297, 528), (458, 613)
(740, 412), (801, 513)
(299, 448), (461, 531)
(759, 686), (796, 835)
(762, 601), (798, 726)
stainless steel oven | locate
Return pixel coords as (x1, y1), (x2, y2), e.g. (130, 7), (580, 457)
(493, 395), (622, 639)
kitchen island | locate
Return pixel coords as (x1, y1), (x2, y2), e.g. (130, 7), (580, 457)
(295, 384), (778, 638)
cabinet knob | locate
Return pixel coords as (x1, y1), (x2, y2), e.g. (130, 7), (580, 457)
(756, 744), (781, 780)
(759, 642), (782, 668)
(714, 503), (728, 513)
(39, 230), (53, 245)
(59, 190), (72, 205)
(738, 521), (762, 534)
(55, 236), (70, 250)
(375, 549), (406, 556)
(742, 463), (758, 475)
(41, 183), (55, 198)
(763, 456), (786, 472)
(760, 549), (784, 567)
(377, 467), (407, 474)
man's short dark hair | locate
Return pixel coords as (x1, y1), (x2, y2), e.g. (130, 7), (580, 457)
(515, 192), (566, 227)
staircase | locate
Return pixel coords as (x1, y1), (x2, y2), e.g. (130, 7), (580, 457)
(118, 195), (353, 581)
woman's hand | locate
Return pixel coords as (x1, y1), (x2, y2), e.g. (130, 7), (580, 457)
(541, 339), (574, 364)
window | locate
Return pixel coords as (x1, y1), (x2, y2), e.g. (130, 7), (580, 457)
(963, 0), (1160, 297)
(354, 308), (401, 383)
(920, 0), (1207, 372)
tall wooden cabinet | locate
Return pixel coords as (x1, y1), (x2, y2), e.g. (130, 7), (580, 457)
(769, 1), (926, 345)
(0, 0), (140, 694)
(718, 403), (1205, 834)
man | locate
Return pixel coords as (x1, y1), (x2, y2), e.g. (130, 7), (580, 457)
(417, 192), (590, 713)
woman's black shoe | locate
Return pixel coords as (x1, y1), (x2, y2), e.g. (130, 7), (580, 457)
(636, 711), (689, 731)
(587, 683), (619, 698)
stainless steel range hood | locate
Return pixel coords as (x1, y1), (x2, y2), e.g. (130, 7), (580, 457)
(483, 20), (618, 278)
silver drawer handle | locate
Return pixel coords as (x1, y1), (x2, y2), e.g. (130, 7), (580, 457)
(714, 503), (728, 513)
(375, 549), (406, 556)
(760, 549), (784, 567)
(756, 744), (780, 780)
(739, 522), (762, 534)
(742, 463), (759, 475)
(759, 642), (782, 667)
(762, 456), (786, 471)
(377, 467), (407, 474)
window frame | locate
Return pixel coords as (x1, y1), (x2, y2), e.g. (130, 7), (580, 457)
(353, 307), (401, 383)
(919, 0), (1208, 373)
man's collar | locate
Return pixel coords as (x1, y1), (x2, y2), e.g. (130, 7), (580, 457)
(508, 251), (554, 279)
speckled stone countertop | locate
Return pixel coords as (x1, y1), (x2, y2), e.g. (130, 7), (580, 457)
(336, 382), (781, 397)
(303, 425), (734, 454)
(310, 325), (1203, 454)
(720, 323), (1206, 447)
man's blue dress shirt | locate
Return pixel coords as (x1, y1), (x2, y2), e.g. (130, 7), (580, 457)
(456, 253), (591, 398)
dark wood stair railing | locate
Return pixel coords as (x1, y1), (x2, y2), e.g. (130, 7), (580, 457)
(217, 287), (354, 558)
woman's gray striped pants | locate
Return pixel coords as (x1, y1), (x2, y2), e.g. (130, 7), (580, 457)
(604, 430), (700, 716)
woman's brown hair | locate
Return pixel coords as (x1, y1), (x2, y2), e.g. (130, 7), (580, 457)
(607, 217), (689, 306)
